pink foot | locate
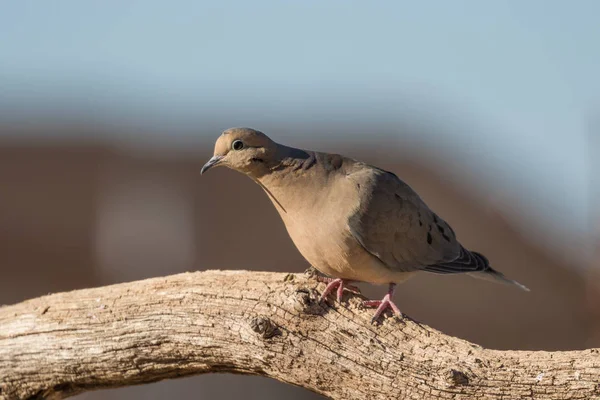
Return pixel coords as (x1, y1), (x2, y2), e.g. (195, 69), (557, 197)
(363, 283), (402, 322)
(317, 277), (360, 303)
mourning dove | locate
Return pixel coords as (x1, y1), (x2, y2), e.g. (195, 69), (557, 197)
(201, 128), (529, 321)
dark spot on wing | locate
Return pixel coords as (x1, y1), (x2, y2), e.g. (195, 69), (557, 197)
(436, 223), (451, 242)
(419, 220), (423, 227)
(394, 193), (405, 207)
(301, 152), (317, 171)
(326, 154), (343, 171)
(428, 224), (432, 232)
(433, 214), (438, 224)
(291, 150), (316, 172)
(309, 152), (341, 172)
(427, 232), (433, 245)
(251, 157), (264, 163)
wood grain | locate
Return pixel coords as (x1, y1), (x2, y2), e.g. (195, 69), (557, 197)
(1, 270), (599, 399)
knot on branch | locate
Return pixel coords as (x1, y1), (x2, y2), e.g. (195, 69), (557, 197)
(293, 288), (323, 315)
(445, 369), (470, 387)
(4, 270), (600, 400)
(303, 266), (319, 278)
(250, 316), (280, 339)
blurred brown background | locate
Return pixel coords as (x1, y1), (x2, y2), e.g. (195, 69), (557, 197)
(2, 2), (599, 398)
(1, 123), (597, 400)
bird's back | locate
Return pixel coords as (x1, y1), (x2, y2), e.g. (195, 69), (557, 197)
(258, 147), (525, 287)
(345, 163), (463, 271)
(345, 162), (528, 290)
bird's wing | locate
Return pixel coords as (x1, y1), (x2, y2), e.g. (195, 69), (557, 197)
(346, 166), (479, 273)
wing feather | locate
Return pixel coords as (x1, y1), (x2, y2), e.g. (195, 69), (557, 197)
(347, 167), (462, 272)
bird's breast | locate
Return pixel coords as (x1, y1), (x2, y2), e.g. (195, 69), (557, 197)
(282, 209), (358, 277)
(275, 186), (380, 281)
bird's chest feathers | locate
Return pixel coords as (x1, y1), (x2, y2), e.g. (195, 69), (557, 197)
(263, 174), (362, 276)
(287, 206), (349, 252)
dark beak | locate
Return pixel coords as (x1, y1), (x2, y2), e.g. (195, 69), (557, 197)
(201, 155), (223, 175)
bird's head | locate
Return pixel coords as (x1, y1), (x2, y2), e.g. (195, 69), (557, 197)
(201, 127), (278, 178)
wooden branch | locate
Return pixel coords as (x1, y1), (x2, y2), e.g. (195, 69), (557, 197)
(1, 270), (599, 400)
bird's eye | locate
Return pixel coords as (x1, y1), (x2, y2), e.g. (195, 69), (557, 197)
(232, 140), (244, 151)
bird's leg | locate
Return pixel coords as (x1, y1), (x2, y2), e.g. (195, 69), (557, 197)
(363, 283), (402, 322)
(316, 277), (360, 303)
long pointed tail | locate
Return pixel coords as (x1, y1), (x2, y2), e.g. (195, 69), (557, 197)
(425, 248), (530, 291)
(467, 253), (530, 292)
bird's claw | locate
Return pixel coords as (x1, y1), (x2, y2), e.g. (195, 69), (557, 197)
(318, 278), (402, 323)
(317, 278), (359, 303)
(363, 286), (402, 322)
(363, 296), (402, 322)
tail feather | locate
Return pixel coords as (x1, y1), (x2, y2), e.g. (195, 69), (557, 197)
(467, 267), (530, 292)
(426, 248), (530, 292)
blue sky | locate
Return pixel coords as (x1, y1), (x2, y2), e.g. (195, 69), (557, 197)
(0, 1), (598, 259)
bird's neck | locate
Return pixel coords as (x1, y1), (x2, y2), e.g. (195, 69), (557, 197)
(254, 144), (318, 215)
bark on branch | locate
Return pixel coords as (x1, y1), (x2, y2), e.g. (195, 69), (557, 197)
(1, 270), (599, 400)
